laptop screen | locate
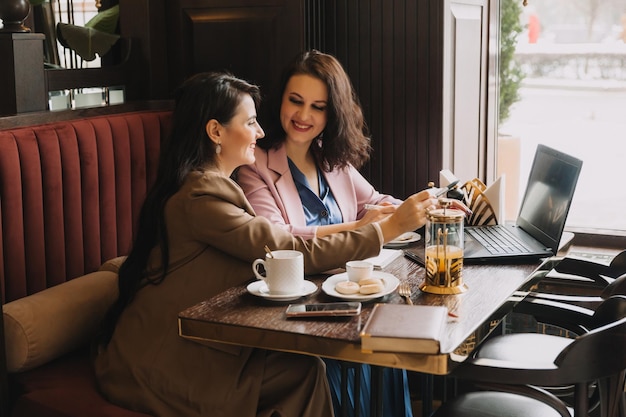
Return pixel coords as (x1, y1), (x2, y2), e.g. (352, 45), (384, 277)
(516, 144), (583, 253)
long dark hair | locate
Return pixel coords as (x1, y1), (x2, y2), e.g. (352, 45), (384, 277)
(99, 72), (261, 345)
(259, 50), (371, 171)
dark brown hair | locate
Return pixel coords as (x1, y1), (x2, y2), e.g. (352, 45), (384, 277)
(99, 72), (260, 345)
(260, 50), (371, 171)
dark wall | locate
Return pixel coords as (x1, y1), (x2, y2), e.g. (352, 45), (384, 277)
(319, 0), (443, 199)
(121, 0), (304, 104)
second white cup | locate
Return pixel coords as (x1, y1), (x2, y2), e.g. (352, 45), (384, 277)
(252, 250), (304, 295)
(346, 260), (374, 282)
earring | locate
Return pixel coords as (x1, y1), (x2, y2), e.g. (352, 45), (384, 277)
(316, 133), (323, 148)
(215, 142), (222, 154)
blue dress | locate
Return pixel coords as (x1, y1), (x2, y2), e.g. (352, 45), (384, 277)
(289, 160), (413, 417)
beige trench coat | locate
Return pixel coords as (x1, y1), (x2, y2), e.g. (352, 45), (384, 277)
(94, 170), (382, 417)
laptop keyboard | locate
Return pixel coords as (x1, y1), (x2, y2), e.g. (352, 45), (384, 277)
(466, 225), (534, 255)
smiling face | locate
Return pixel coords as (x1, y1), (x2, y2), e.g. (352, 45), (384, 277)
(280, 74), (328, 147)
(212, 94), (264, 175)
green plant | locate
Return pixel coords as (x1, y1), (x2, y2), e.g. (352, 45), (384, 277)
(499, 0), (525, 125)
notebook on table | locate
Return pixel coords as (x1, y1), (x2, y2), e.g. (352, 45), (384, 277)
(360, 304), (448, 354)
(364, 248), (403, 269)
(463, 144), (583, 262)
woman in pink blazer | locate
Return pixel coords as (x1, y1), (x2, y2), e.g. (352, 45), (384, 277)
(238, 142), (401, 239)
(237, 50), (412, 417)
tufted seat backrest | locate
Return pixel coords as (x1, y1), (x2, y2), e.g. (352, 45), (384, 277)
(0, 109), (172, 303)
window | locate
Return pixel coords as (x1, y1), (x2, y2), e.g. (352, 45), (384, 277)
(51, 0), (100, 68)
(31, 0), (116, 69)
(496, 0), (626, 234)
(53, 0), (101, 68)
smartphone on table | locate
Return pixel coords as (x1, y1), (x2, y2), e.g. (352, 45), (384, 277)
(285, 302), (362, 317)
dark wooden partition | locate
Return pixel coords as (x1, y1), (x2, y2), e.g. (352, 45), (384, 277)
(0, 33), (47, 115)
(119, 0), (305, 109)
(321, 0), (443, 199)
(164, 0), (304, 100)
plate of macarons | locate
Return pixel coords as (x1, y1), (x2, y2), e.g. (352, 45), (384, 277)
(321, 271), (399, 302)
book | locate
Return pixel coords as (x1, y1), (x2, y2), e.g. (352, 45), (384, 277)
(360, 304), (448, 354)
(364, 249), (403, 270)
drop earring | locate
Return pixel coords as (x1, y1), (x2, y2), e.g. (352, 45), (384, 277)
(316, 133), (323, 148)
(215, 142), (222, 154)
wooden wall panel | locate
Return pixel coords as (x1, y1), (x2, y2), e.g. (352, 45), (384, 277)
(187, 8), (280, 87)
(166, 0), (304, 100)
(119, 0), (169, 100)
(321, 0), (443, 199)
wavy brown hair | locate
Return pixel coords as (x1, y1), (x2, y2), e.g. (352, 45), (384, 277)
(259, 50), (371, 171)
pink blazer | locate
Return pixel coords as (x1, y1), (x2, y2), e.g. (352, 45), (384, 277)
(237, 144), (402, 239)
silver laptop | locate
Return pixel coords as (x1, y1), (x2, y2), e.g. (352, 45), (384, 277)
(463, 144), (583, 263)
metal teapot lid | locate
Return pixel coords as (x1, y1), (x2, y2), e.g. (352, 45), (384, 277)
(427, 198), (465, 222)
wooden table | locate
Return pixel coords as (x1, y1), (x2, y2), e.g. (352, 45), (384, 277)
(178, 247), (558, 417)
(178, 248), (557, 375)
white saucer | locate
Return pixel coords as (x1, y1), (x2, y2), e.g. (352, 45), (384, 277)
(321, 271), (399, 301)
(247, 280), (318, 301)
(384, 232), (421, 248)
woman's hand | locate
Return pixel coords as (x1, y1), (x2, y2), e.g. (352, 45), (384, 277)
(378, 190), (436, 243)
(356, 203), (397, 228)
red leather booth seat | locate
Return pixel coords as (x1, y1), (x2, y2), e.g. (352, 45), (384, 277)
(10, 350), (150, 417)
(0, 107), (172, 416)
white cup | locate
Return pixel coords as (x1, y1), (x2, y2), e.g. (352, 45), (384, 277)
(252, 250), (304, 295)
(346, 260), (374, 282)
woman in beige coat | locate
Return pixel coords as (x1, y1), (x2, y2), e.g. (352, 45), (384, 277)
(94, 72), (436, 417)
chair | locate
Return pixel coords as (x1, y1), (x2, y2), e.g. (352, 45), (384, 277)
(488, 264), (626, 417)
(523, 272), (626, 312)
(433, 295), (626, 417)
(506, 274), (626, 416)
(432, 383), (571, 417)
(535, 250), (626, 297)
(554, 250), (626, 281)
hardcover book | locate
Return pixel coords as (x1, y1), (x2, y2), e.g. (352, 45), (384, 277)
(360, 304), (448, 354)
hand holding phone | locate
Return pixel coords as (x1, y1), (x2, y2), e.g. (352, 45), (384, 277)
(430, 180), (460, 197)
(285, 302), (362, 317)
